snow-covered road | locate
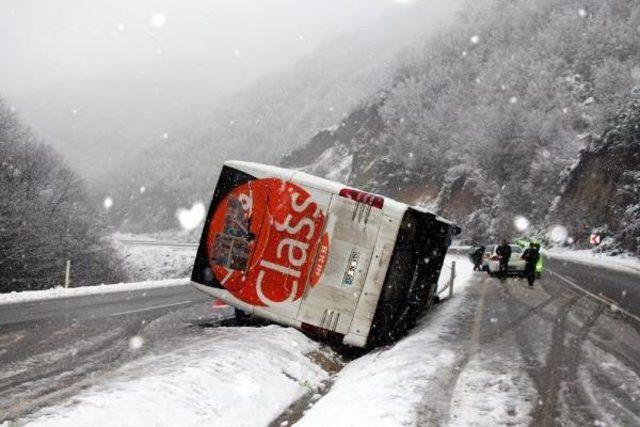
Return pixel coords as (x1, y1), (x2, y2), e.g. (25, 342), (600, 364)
(5, 254), (640, 426)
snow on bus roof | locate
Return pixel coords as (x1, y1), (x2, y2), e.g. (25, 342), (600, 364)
(224, 160), (408, 218)
(224, 160), (296, 180)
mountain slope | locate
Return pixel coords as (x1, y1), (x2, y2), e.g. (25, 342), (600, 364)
(550, 98), (640, 252)
(102, 5), (459, 231)
(283, 0), (640, 243)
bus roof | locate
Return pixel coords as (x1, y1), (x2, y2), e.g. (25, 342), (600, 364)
(224, 160), (411, 219)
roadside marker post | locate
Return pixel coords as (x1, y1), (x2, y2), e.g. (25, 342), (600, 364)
(64, 259), (71, 288)
(449, 261), (456, 299)
(437, 260), (456, 302)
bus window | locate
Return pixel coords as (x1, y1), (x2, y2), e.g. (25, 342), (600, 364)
(209, 196), (254, 271)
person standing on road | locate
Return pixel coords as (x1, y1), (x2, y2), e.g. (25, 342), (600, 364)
(496, 240), (511, 278)
(521, 242), (541, 287)
(473, 245), (485, 271)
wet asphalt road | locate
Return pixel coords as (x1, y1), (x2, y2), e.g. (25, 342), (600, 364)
(544, 257), (640, 319)
(451, 248), (640, 320)
(0, 284), (206, 329)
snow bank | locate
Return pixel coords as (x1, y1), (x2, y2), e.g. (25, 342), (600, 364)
(296, 255), (475, 427)
(546, 248), (640, 275)
(112, 232), (197, 281)
(25, 326), (328, 427)
(115, 240), (196, 281)
(0, 278), (189, 306)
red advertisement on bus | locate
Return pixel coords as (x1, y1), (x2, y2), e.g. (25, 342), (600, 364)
(205, 177), (328, 308)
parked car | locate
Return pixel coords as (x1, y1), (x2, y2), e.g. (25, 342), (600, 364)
(487, 244), (525, 276)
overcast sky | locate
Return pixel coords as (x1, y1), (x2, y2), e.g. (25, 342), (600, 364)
(0, 0), (453, 96)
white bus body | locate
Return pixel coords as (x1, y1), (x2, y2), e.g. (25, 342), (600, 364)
(191, 161), (460, 348)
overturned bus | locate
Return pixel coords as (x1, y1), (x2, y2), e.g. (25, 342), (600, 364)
(191, 161), (460, 348)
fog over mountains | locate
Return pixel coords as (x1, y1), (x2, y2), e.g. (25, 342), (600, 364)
(4, 0), (457, 179)
(3, 0), (639, 254)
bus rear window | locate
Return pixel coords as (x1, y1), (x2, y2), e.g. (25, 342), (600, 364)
(209, 196), (254, 271)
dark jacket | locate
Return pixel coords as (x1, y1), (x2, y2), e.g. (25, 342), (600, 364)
(496, 244), (512, 263)
(522, 248), (540, 267)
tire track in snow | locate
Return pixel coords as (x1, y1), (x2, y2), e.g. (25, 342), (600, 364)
(414, 273), (564, 426)
(499, 277), (634, 426)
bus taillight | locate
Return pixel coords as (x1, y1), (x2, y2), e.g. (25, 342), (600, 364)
(339, 188), (384, 209)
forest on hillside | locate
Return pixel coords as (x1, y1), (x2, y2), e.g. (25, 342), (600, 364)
(0, 97), (126, 292)
(375, 0), (639, 241)
(284, 0), (640, 251)
(103, 0), (640, 251)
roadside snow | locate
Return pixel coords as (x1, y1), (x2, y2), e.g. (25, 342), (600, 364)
(296, 255), (478, 427)
(449, 356), (535, 426)
(112, 233), (197, 281)
(0, 278), (188, 306)
(24, 326), (328, 427)
(546, 248), (640, 275)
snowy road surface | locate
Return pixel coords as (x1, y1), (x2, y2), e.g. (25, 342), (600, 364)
(2, 255), (639, 426)
(0, 282), (216, 421)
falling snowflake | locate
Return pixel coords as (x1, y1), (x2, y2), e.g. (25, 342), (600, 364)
(70, 108), (78, 115)
(176, 202), (206, 230)
(233, 48), (241, 58)
(129, 336), (145, 350)
(140, 186), (146, 194)
(631, 66), (640, 81)
(117, 23), (126, 31)
(578, 8), (587, 18)
(470, 35), (480, 44)
(162, 132), (169, 139)
(461, 50), (468, 57)
(149, 13), (166, 28)
(514, 215), (529, 232)
(547, 225), (568, 244)
(509, 96), (518, 104)
(103, 197), (113, 210)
